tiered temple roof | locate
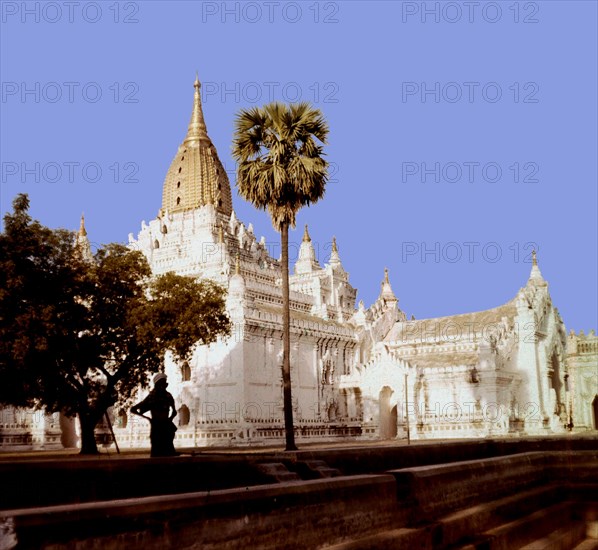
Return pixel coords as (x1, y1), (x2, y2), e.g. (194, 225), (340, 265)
(161, 77), (233, 217)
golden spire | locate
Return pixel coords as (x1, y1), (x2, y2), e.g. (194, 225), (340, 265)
(161, 77), (233, 217)
(532, 249), (537, 266)
(78, 213), (87, 237)
(184, 74), (209, 145)
(303, 224), (311, 242)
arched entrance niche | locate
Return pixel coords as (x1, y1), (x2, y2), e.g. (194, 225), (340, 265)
(379, 386), (397, 439)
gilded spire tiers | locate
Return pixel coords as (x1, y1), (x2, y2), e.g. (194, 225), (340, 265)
(303, 224), (311, 242)
(184, 76), (209, 145)
(161, 77), (233, 217)
(78, 213), (87, 237)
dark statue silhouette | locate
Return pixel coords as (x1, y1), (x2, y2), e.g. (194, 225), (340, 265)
(131, 373), (179, 457)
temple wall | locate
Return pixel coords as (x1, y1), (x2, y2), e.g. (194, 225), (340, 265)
(567, 331), (598, 431)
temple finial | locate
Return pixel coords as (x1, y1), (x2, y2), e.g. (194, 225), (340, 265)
(528, 249), (546, 286)
(303, 224), (311, 242)
(329, 236), (342, 268)
(75, 213), (92, 261)
(79, 213), (87, 237)
(295, 224), (320, 274)
(184, 74), (208, 145)
(380, 267), (397, 303)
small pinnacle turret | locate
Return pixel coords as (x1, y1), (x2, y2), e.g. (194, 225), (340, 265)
(75, 213), (93, 261)
(295, 224), (320, 274)
(379, 267), (398, 303)
(78, 213), (87, 237)
(329, 236), (342, 268)
(228, 253), (245, 297)
(303, 224), (311, 242)
(528, 249), (547, 287)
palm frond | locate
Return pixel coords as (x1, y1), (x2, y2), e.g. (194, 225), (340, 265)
(232, 102), (330, 231)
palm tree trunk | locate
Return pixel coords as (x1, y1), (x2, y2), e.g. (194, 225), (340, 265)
(281, 222), (297, 451)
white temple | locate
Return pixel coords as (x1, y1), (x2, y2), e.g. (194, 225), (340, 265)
(1, 78), (596, 450)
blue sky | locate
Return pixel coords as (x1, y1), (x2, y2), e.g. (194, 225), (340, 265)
(1, 0), (597, 331)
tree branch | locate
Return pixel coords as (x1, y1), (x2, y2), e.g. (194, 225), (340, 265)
(97, 363), (114, 382)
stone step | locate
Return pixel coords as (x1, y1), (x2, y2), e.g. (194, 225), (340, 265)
(571, 540), (598, 550)
(519, 521), (587, 550)
(254, 462), (300, 482)
(463, 501), (579, 550)
(294, 459), (342, 479)
(437, 484), (563, 547)
(325, 526), (434, 549)
(388, 452), (551, 523)
(319, 478), (597, 550)
(2, 474), (399, 549)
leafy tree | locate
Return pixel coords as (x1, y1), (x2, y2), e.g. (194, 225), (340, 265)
(232, 102), (329, 451)
(0, 194), (231, 454)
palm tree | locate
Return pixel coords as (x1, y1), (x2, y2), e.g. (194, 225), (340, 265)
(232, 102), (329, 451)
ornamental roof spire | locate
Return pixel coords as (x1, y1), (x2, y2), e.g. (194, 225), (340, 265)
(303, 224), (312, 242)
(78, 213), (87, 237)
(184, 74), (209, 145)
(160, 76), (233, 217)
(228, 253), (245, 296)
(379, 267), (398, 303)
(329, 236), (342, 267)
(295, 224), (320, 274)
(75, 213), (93, 262)
(528, 249), (547, 287)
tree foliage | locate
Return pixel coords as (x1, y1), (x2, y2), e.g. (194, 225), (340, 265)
(0, 194), (231, 453)
(232, 102), (329, 230)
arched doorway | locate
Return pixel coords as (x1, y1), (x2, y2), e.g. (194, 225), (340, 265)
(549, 351), (563, 415)
(117, 410), (128, 429)
(592, 395), (598, 430)
(379, 386), (397, 439)
(178, 405), (190, 427)
(181, 361), (191, 382)
(327, 401), (338, 422)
